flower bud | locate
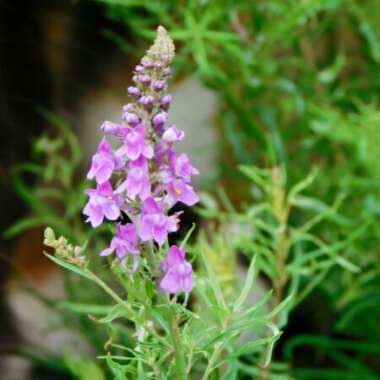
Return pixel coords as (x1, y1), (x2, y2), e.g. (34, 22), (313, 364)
(128, 86), (141, 98)
(44, 227), (55, 243)
(162, 126), (184, 143)
(139, 95), (154, 109)
(123, 103), (134, 113)
(135, 65), (144, 73)
(154, 61), (164, 69)
(152, 112), (168, 127)
(137, 74), (151, 85)
(101, 121), (119, 135)
(123, 112), (139, 126)
(141, 57), (153, 67)
(153, 80), (166, 91)
(160, 94), (172, 110)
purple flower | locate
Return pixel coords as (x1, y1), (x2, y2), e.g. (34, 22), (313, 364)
(116, 157), (151, 200)
(162, 126), (184, 143)
(83, 181), (121, 228)
(139, 197), (178, 245)
(116, 124), (153, 160)
(154, 143), (169, 167)
(165, 179), (199, 207)
(160, 245), (193, 294)
(100, 223), (139, 258)
(169, 151), (199, 182)
(87, 139), (118, 184)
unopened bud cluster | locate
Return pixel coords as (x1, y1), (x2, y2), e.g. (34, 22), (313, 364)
(44, 228), (86, 267)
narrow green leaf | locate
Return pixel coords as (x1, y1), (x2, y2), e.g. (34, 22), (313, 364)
(57, 302), (113, 316)
(233, 256), (257, 311)
(180, 223), (196, 249)
(44, 253), (92, 280)
(197, 238), (229, 314)
(97, 304), (128, 324)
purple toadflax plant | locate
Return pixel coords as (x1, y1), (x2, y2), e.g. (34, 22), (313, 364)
(40, 26), (289, 380)
(83, 26), (199, 295)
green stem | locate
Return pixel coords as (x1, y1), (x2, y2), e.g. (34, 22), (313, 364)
(202, 342), (223, 380)
(202, 315), (232, 380)
(165, 296), (187, 379)
(147, 241), (157, 269)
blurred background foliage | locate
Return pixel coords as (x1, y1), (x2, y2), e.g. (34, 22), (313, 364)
(5, 0), (380, 379)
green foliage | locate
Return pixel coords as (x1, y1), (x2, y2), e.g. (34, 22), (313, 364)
(44, 221), (288, 379)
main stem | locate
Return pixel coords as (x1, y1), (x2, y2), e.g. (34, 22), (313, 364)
(147, 244), (186, 378)
(166, 296), (187, 379)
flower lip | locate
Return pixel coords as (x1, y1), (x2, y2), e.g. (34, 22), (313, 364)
(160, 245), (194, 294)
(162, 126), (184, 144)
(100, 223), (139, 258)
(83, 181), (121, 228)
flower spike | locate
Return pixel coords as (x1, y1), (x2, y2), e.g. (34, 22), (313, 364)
(83, 26), (198, 294)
